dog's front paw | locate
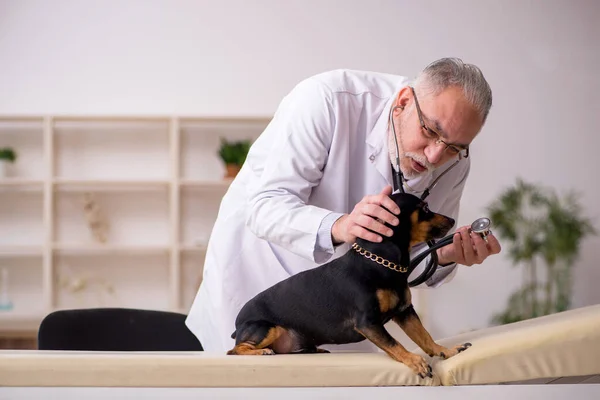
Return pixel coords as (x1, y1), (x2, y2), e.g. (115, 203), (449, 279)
(436, 342), (472, 359)
(403, 353), (433, 379)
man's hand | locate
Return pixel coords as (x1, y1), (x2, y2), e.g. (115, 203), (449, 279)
(331, 185), (400, 245)
(436, 226), (502, 266)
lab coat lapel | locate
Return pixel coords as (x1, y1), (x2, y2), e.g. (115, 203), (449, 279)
(366, 98), (395, 187)
(373, 139), (393, 187)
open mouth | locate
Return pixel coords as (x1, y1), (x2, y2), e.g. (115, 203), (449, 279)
(411, 159), (427, 173)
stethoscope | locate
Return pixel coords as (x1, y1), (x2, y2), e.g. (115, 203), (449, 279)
(388, 105), (492, 287)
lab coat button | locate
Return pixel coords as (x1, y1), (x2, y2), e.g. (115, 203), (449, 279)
(369, 155), (375, 162)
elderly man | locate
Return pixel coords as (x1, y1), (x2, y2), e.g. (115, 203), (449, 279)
(186, 58), (502, 353)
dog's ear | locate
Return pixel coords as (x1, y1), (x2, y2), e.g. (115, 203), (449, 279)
(390, 192), (422, 207)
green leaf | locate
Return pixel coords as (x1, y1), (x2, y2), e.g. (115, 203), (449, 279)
(217, 138), (252, 166)
(0, 147), (17, 162)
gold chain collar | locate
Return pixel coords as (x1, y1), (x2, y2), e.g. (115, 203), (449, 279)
(351, 243), (408, 273)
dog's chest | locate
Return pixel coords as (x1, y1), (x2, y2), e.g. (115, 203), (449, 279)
(376, 288), (411, 314)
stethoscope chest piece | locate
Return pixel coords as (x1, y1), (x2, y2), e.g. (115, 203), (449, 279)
(470, 217), (492, 240)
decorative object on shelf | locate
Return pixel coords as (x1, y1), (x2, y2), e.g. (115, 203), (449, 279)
(0, 267), (14, 311)
(217, 138), (251, 178)
(57, 265), (117, 307)
(82, 192), (110, 243)
(0, 147), (17, 178)
(487, 178), (596, 325)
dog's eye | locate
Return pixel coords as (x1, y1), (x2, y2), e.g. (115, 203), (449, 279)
(422, 203), (430, 213)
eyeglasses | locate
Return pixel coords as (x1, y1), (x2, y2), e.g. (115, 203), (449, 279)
(410, 86), (469, 159)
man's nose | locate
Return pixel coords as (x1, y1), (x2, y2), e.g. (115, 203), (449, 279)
(425, 143), (445, 164)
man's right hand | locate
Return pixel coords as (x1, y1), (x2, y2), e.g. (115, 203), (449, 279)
(331, 185), (401, 245)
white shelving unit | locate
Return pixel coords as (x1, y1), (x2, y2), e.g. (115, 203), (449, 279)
(0, 115), (271, 333)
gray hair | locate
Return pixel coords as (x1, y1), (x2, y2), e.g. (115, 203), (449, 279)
(413, 57), (493, 125)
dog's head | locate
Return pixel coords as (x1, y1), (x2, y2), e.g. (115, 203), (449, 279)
(388, 193), (455, 249)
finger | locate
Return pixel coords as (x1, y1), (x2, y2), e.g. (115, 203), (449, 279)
(471, 232), (489, 264)
(485, 234), (502, 254)
(350, 224), (383, 243)
(365, 192), (400, 215)
(380, 185), (393, 196)
(460, 228), (475, 265)
(451, 231), (466, 265)
(377, 193), (401, 215)
(356, 214), (394, 237)
(362, 203), (399, 227)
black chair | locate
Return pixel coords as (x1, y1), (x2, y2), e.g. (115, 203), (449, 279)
(37, 308), (203, 351)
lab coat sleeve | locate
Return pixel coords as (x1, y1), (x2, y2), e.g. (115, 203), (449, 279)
(245, 77), (339, 263)
(315, 211), (346, 262)
(415, 160), (471, 289)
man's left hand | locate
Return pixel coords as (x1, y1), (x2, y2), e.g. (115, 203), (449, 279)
(436, 226), (501, 267)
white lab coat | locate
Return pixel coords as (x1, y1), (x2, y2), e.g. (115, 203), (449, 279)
(185, 69), (470, 353)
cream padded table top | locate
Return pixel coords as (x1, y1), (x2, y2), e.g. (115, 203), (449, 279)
(0, 351), (436, 387)
(422, 303), (600, 385)
(1, 304), (599, 388)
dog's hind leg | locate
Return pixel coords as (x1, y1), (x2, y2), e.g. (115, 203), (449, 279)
(393, 304), (471, 359)
(227, 322), (283, 355)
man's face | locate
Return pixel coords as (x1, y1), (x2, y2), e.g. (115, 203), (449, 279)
(391, 85), (483, 180)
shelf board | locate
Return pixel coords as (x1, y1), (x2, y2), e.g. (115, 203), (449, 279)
(52, 120), (170, 134)
(0, 179), (44, 190)
(0, 312), (45, 334)
(0, 246), (44, 257)
(179, 116), (271, 129)
(0, 117), (44, 131)
(53, 244), (170, 256)
(0, 115), (44, 122)
(179, 244), (208, 253)
(179, 179), (232, 189)
(53, 115), (171, 121)
(53, 179), (169, 192)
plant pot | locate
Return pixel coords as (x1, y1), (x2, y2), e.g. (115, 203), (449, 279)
(0, 160), (8, 178)
(225, 164), (241, 179)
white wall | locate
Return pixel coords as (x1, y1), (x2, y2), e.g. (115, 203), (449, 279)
(1, 0), (599, 339)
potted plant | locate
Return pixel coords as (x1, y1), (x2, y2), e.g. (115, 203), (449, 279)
(486, 178), (596, 325)
(0, 147), (17, 178)
(217, 138), (251, 179)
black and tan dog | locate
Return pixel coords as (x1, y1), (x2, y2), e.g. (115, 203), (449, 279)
(227, 192), (472, 377)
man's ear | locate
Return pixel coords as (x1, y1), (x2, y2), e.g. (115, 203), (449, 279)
(394, 86), (412, 113)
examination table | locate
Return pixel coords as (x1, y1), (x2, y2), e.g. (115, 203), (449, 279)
(0, 304), (599, 398)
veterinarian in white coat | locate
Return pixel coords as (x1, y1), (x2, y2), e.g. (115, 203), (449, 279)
(186, 59), (501, 353)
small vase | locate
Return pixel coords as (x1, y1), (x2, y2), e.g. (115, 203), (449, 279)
(225, 164), (241, 179)
(0, 267), (13, 311)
